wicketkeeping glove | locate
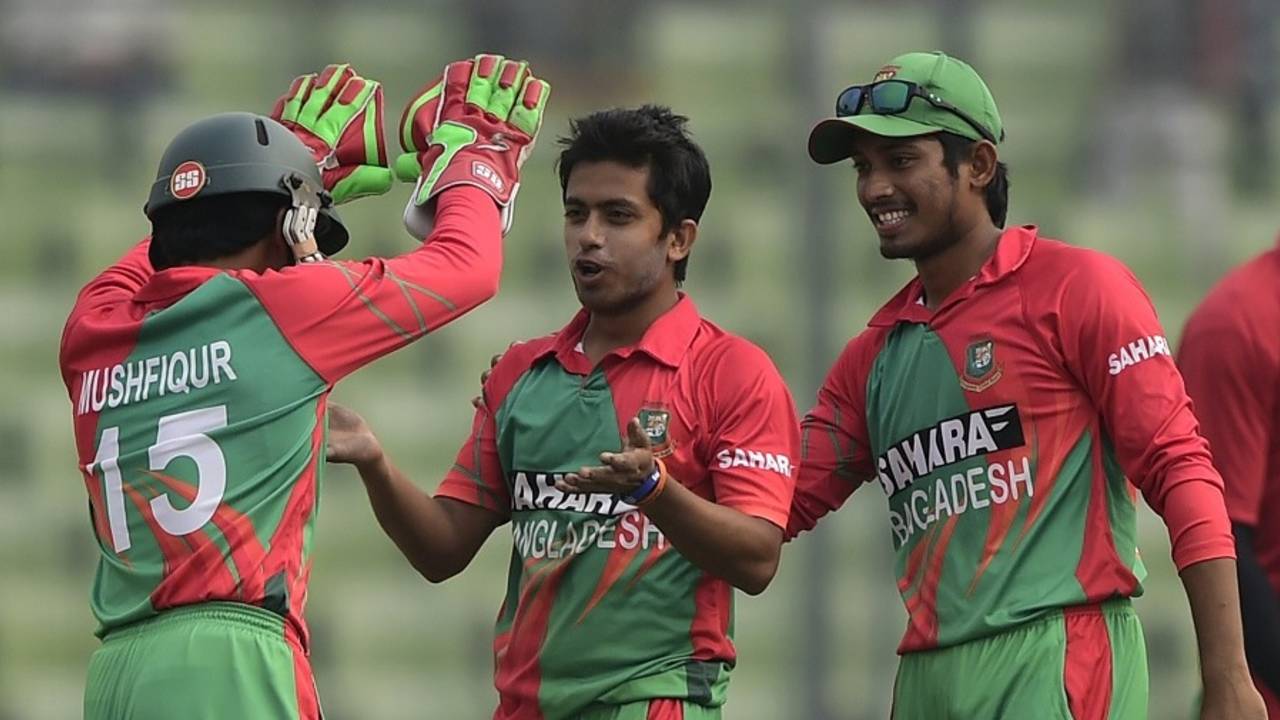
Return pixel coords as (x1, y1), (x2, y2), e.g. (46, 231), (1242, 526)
(272, 63), (394, 205)
(394, 54), (550, 236)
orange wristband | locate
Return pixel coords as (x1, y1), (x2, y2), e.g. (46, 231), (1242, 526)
(633, 457), (669, 507)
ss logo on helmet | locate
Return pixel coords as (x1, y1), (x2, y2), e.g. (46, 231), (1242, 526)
(170, 161), (207, 200)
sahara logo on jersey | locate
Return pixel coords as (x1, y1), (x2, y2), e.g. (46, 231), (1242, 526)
(511, 471), (637, 516)
(716, 448), (793, 477)
(509, 469), (667, 559)
(878, 403), (1033, 545)
(1107, 334), (1171, 375)
(875, 403), (1025, 496)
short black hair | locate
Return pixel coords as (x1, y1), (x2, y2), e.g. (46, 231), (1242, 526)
(556, 105), (711, 283)
(936, 132), (1010, 228)
(148, 192), (287, 270)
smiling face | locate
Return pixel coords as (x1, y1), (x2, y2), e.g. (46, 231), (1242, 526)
(850, 133), (969, 261)
(562, 160), (691, 315)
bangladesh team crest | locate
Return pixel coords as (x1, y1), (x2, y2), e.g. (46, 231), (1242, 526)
(637, 405), (674, 458)
(960, 337), (1002, 392)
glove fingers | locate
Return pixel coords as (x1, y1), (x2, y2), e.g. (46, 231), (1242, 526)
(273, 74), (315, 124)
(298, 63), (356, 129)
(393, 151), (424, 183)
(327, 165), (395, 204)
(336, 75), (374, 106)
(331, 81), (386, 168)
(509, 76), (550, 138)
(487, 59), (529, 121)
(317, 76), (376, 153)
(464, 53), (504, 112)
(400, 76), (445, 152)
(371, 82), (388, 166)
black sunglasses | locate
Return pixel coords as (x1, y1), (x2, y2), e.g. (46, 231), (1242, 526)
(835, 80), (1000, 144)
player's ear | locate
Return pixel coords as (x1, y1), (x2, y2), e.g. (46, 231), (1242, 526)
(967, 140), (998, 191)
(666, 218), (697, 266)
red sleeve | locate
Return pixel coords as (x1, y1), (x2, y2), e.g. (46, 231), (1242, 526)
(241, 186), (502, 383)
(1178, 296), (1278, 527)
(699, 339), (800, 530)
(1054, 251), (1234, 569)
(60, 238), (154, 373)
(435, 400), (511, 519)
(62, 239), (153, 334)
(787, 334), (876, 540)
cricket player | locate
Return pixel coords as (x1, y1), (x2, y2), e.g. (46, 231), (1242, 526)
(1180, 239), (1280, 718)
(59, 56), (548, 718)
(326, 105), (800, 719)
(788, 51), (1265, 719)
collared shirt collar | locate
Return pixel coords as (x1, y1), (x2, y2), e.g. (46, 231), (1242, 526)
(868, 225), (1039, 327)
(537, 293), (702, 372)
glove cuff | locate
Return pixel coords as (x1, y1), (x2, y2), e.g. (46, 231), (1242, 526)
(431, 159), (514, 206)
(402, 176), (520, 238)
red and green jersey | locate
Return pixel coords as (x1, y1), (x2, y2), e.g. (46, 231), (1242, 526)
(789, 226), (1234, 653)
(58, 188), (502, 647)
(438, 295), (800, 720)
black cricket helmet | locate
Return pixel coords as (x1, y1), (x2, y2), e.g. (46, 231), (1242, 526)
(144, 112), (349, 255)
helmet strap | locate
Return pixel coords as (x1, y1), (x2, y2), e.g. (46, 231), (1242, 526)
(281, 172), (325, 263)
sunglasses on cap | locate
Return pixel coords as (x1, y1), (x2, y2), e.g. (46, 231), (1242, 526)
(835, 80), (1000, 144)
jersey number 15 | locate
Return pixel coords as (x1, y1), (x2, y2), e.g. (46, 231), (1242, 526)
(87, 405), (229, 553)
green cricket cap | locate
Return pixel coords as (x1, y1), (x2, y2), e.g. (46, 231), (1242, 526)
(808, 51), (1003, 164)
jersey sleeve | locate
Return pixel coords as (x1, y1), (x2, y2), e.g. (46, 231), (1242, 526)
(787, 335), (875, 539)
(698, 339), (800, 530)
(435, 399), (511, 520)
(1054, 251), (1234, 570)
(61, 239), (153, 340)
(1178, 297), (1278, 527)
(241, 186), (503, 384)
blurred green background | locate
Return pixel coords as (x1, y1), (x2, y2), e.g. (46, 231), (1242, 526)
(2, 0), (1277, 717)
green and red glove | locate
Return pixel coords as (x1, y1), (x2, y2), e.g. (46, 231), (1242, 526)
(272, 63), (394, 205)
(394, 54), (550, 236)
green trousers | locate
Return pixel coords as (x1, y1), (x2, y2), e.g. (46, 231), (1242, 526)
(892, 599), (1148, 720)
(84, 602), (319, 720)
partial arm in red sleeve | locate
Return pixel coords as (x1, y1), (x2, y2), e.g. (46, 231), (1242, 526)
(788, 337), (875, 540)
(245, 185), (502, 383)
(62, 239), (154, 333)
(60, 238), (155, 372)
(1180, 294), (1280, 702)
(1178, 307), (1276, 527)
(1055, 253), (1263, 719)
(637, 339), (800, 595)
(79, 238), (155, 305)
(1055, 252), (1233, 569)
